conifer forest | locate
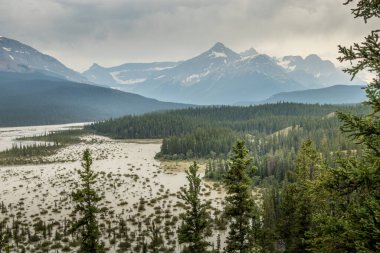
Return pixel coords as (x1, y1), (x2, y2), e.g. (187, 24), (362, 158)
(0, 1), (379, 253)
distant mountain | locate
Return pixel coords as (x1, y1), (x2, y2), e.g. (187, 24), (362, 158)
(1, 37), (365, 106)
(83, 62), (179, 87)
(0, 36), (88, 83)
(84, 42), (365, 105)
(236, 85), (366, 105)
(275, 54), (360, 88)
(0, 72), (190, 127)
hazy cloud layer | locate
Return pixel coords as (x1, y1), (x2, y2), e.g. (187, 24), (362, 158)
(0, 0), (377, 71)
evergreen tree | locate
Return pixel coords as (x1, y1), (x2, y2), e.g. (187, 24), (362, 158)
(308, 1), (380, 252)
(259, 180), (280, 253)
(279, 140), (321, 252)
(70, 149), (104, 253)
(294, 140), (320, 181)
(224, 140), (260, 253)
(178, 161), (212, 253)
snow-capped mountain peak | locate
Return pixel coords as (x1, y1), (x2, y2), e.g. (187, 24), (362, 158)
(202, 42), (241, 61)
(0, 37), (88, 83)
(83, 42), (365, 104)
(0, 37), (364, 105)
(275, 54), (361, 87)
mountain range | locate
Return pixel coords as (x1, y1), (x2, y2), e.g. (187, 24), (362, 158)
(83, 42), (365, 104)
(0, 36), (369, 126)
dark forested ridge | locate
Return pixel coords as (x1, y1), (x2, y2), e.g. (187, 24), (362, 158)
(0, 72), (191, 127)
(88, 103), (366, 138)
(88, 103), (368, 181)
(236, 84), (367, 105)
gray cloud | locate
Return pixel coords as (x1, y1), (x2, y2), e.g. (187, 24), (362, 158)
(0, 0), (377, 71)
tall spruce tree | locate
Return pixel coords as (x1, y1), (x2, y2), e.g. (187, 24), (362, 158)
(70, 149), (104, 253)
(224, 140), (260, 253)
(278, 140), (321, 252)
(178, 161), (212, 253)
(308, 1), (380, 252)
(260, 179), (281, 253)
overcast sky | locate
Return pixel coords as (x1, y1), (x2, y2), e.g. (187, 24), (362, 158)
(0, 0), (377, 72)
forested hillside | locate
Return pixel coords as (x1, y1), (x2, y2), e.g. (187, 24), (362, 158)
(0, 72), (190, 127)
(88, 103), (365, 138)
(236, 84), (367, 105)
(87, 103), (368, 181)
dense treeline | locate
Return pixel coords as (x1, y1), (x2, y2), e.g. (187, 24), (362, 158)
(159, 127), (238, 159)
(88, 103), (368, 182)
(0, 130), (84, 165)
(88, 103), (367, 139)
(17, 129), (84, 145)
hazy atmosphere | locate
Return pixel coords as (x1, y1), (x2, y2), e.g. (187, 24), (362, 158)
(0, 1), (379, 252)
(0, 0), (377, 71)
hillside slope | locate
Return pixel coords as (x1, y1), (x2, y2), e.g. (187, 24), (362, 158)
(0, 72), (190, 127)
(236, 85), (366, 105)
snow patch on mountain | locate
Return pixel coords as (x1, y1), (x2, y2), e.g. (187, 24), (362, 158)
(238, 54), (259, 63)
(119, 78), (147, 85)
(154, 75), (166, 80)
(148, 66), (175, 71)
(110, 71), (124, 83)
(181, 70), (210, 86)
(276, 58), (295, 71)
(209, 51), (227, 58)
(110, 71), (147, 85)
